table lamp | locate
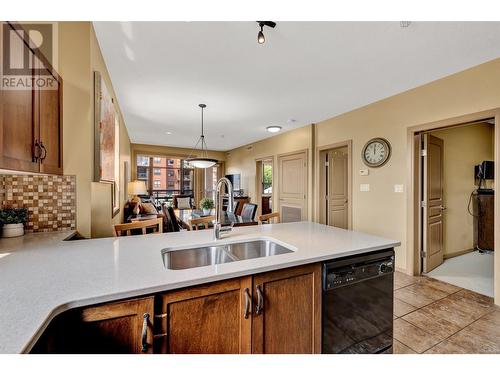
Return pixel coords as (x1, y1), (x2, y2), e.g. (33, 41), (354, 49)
(128, 180), (147, 215)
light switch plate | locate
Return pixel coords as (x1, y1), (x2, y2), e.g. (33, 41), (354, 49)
(394, 184), (404, 193)
(359, 169), (369, 176)
(360, 184), (370, 192)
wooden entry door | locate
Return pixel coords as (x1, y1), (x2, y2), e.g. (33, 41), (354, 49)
(423, 134), (445, 272)
(278, 151), (307, 222)
(327, 147), (349, 229)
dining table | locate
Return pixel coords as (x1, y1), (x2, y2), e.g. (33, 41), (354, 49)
(174, 208), (258, 229)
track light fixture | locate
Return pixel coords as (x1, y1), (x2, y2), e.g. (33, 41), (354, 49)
(256, 21), (276, 44)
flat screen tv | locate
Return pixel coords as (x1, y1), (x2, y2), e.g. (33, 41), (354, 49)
(225, 174), (241, 191)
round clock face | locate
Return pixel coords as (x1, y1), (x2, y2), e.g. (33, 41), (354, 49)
(362, 138), (391, 167)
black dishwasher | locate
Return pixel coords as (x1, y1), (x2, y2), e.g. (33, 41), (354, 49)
(322, 249), (394, 354)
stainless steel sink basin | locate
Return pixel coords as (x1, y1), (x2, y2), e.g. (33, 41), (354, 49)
(162, 240), (293, 270)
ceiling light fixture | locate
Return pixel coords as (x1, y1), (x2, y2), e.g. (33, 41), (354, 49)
(266, 125), (282, 133)
(256, 21), (276, 44)
(186, 104), (218, 169)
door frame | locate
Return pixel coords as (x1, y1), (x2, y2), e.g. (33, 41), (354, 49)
(255, 156), (274, 217)
(406, 108), (500, 303)
(316, 140), (352, 229)
(277, 149), (309, 221)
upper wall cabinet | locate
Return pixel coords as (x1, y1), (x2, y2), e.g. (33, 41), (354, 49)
(0, 22), (63, 175)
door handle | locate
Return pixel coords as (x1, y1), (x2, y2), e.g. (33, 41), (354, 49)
(255, 285), (264, 315)
(39, 141), (47, 162)
(439, 205), (447, 211)
(244, 288), (251, 319)
(141, 313), (150, 353)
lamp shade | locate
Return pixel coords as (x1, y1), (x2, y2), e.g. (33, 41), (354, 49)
(127, 180), (147, 196)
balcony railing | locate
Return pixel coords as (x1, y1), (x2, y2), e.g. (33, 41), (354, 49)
(139, 189), (194, 208)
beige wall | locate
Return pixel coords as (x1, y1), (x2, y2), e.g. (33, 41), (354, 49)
(430, 123), (494, 258)
(225, 125), (314, 219)
(59, 22), (93, 238)
(58, 22), (131, 238)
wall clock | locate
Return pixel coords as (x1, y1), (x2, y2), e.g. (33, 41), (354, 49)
(362, 138), (391, 167)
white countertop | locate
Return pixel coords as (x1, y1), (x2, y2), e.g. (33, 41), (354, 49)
(0, 222), (399, 353)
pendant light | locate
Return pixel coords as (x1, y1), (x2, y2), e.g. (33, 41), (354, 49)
(186, 104), (218, 169)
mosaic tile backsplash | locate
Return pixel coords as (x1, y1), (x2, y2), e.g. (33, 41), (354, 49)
(0, 175), (76, 233)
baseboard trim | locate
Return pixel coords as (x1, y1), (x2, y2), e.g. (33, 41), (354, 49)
(444, 248), (474, 260)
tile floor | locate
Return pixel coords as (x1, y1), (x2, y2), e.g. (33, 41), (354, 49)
(393, 271), (500, 354)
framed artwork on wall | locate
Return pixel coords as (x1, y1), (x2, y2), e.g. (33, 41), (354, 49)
(94, 71), (120, 217)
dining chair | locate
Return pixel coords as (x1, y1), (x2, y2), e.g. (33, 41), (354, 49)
(113, 218), (163, 237)
(258, 212), (280, 224)
(189, 215), (215, 231)
(241, 203), (258, 220)
(173, 194), (194, 209)
(233, 200), (240, 215)
(162, 205), (182, 232)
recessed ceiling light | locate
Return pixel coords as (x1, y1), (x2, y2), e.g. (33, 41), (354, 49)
(266, 125), (282, 133)
(165, 131), (172, 135)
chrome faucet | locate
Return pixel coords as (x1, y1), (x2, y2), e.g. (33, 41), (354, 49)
(214, 177), (234, 240)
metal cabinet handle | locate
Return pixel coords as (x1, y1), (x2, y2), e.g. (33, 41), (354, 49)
(439, 205), (447, 211)
(255, 285), (264, 315)
(244, 288), (251, 319)
(141, 313), (150, 353)
(39, 141), (47, 162)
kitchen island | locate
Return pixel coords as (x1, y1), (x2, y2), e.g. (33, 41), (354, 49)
(0, 222), (399, 353)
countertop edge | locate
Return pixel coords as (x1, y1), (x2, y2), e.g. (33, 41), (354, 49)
(20, 240), (399, 354)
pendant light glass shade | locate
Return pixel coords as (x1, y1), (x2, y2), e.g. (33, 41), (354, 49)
(188, 158), (217, 168)
(186, 104), (218, 169)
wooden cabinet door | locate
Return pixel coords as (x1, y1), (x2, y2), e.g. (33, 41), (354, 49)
(157, 277), (252, 353)
(66, 297), (154, 354)
(35, 52), (62, 175)
(0, 23), (39, 173)
(252, 263), (322, 353)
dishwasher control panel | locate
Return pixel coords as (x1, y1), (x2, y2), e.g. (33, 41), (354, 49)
(324, 254), (394, 290)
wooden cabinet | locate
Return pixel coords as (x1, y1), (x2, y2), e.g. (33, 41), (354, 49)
(252, 263), (322, 353)
(0, 23), (38, 173)
(32, 264), (322, 354)
(36, 58), (63, 175)
(156, 277), (252, 354)
(32, 297), (154, 354)
(0, 21), (63, 174)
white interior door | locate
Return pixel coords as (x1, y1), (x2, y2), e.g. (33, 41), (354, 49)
(278, 151), (307, 223)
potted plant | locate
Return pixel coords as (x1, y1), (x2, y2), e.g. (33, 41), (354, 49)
(199, 198), (214, 215)
(0, 207), (28, 238)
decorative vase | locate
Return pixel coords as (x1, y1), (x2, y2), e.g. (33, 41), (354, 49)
(203, 208), (211, 215)
(2, 223), (25, 238)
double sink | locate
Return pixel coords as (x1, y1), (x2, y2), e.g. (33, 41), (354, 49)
(162, 239), (294, 270)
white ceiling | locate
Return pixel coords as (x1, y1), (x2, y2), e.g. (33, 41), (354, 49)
(93, 22), (500, 151)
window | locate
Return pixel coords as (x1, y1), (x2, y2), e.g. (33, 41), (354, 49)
(136, 155), (196, 201)
(262, 161), (272, 194)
